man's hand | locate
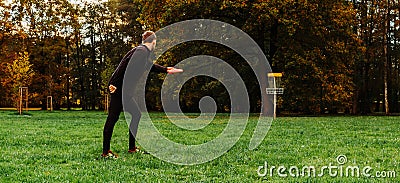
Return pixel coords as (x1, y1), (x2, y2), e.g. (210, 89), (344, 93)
(167, 67), (184, 74)
(109, 85), (117, 93)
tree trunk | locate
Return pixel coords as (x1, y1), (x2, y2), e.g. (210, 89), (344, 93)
(66, 38), (71, 110)
(269, 19), (278, 64)
(75, 33), (85, 110)
(383, 0), (390, 115)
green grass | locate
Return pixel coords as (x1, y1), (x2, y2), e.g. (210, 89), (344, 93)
(0, 111), (399, 182)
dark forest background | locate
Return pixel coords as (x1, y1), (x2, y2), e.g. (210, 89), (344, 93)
(1, 0), (399, 115)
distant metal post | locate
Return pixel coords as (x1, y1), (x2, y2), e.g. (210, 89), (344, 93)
(18, 87), (28, 115)
(47, 96), (53, 111)
(105, 94), (109, 113)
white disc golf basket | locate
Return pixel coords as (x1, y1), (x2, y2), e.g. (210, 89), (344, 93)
(266, 73), (284, 119)
(18, 87), (29, 115)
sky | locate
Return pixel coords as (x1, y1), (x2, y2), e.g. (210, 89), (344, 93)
(69, 0), (108, 4)
(2, 0), (108, 5)
(3, 0), (12, 5)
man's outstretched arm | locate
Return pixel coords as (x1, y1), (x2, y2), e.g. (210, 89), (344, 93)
(151, 64), (183, 74)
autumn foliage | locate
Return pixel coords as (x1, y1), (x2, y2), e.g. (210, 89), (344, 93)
(0, 0), (399, 114)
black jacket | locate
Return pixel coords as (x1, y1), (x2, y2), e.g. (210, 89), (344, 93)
(108, 45), (167, 92)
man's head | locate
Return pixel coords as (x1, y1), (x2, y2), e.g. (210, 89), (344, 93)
(142, 31), (156, 51)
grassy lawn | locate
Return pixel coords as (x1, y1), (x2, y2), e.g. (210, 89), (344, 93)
(0, 111), (399, 182)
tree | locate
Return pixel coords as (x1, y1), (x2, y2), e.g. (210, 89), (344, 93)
(353, 0), (400, 114)
(139, 0), (364, 114)
(1, 51), (35, 107)
(1, 0), (398, 113)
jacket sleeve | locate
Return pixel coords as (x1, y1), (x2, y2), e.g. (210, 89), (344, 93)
(149, 51), (168, 73)
(150, 63), (168, 73)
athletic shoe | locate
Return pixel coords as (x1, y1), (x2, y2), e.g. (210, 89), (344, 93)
(128, 147), (149, 154)
(101, 150), (118, 159)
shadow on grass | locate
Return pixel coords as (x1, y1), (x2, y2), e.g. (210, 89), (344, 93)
(8, 111), (33, 116)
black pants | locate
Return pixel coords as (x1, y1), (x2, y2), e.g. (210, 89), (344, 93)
(102, 92), (141, 154)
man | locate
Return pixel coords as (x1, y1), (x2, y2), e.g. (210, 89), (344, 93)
(102, 31), (183, 158)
